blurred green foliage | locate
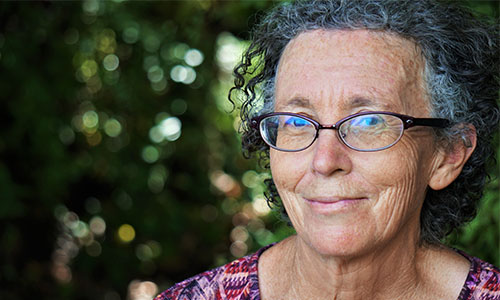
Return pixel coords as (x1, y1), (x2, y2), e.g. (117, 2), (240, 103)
(0, 1), (497, 299)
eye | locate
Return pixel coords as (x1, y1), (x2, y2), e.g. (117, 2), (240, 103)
(284, 116), (310, 127)
(351, 115), (385, 127)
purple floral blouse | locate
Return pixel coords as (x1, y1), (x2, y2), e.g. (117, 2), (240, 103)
(155, 244), (500, 300)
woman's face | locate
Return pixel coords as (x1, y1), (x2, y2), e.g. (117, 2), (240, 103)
(271, 29), (444, 257)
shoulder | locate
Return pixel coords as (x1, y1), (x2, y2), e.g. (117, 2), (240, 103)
(155, 244), (274, 300)
(457, 250), (500, 300)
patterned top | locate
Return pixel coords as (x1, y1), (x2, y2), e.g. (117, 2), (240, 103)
(155, 244), (500, 300)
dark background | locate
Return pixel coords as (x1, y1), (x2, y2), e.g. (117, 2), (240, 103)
(0, 1), (497, 299)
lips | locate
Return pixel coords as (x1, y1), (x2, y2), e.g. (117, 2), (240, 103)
(306, 196), (362, 203)
(304, 197), (366, 214)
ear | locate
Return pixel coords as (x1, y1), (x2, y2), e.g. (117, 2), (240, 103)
(428, 125), (476, 191)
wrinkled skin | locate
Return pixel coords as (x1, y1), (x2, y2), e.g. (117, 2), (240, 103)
(272, 29), (439, 258)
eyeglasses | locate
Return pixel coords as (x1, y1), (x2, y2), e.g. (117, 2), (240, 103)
(251, 111), (450, 152)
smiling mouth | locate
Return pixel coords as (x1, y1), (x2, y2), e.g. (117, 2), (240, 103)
(304, 197), (366, 214)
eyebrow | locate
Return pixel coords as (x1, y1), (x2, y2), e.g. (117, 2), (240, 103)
(349, 96), (395, 111)
(281, 97), (313, 109)
(349, 96), (375, 108)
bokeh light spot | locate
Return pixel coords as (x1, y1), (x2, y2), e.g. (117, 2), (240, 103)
(230, 241), (248, 258)
(184, 49), (204, 67)
(82, 110), (99, 128)
(170, 65), (187, 82)
(147, 174), (163, 193)
(221, 198), (239, 215)
(143, 35), (160, 53)
(254, 228), (274, 246)
(89, 216), (106, 236)
(252, 196), (271, 216)
(230, 226), (249, 243)
(159, 117), (181, 141)
(150, 77), (168, 93)
(242, 170), (259, 188)
(123, 26), (140, 44)
(171, 98), (187, 115)
(150, 117), (182, 143)
(170, 65), (197, 85)
(210, 170), (239, 196)
(147, 65), (164, 83)
(71, 221), (90, 238)
(54, 205), (68, 220)
(103, 68), (120, 85)
(86, 75), (103, 94)
(247, 218), (265, 233)
(86, 131), (102, 146)
(148, 127), (163, 144)
(104, 118), (122, 137)
(103, 54), (119, 71)
(173, 43), (189, 60)
(154, 112), (169, 124)
(63, 211), (79, 229)
(141, 145), (160, 163)
(81, 60), (98, 79)
(128, 280), (158, 300)
(86, 241), (102, 257)
(146, 240), (162, 258)
(52, 264), (72, 283)
(142, 55), (159, 72)
(82, 0), (100, 15)
(59, 126), (75, 145)
(147, 164), (168, 193)
(118, 224), (135, 243)
(216, 32), (245, 72)
(135, 244), (153, 261)
(97, 29), (117, 54)
(182, 67), (196, 85)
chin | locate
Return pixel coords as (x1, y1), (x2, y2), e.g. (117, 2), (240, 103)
(300, 224), (375, 258)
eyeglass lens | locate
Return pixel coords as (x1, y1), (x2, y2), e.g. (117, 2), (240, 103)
(260, 113), (405, 151)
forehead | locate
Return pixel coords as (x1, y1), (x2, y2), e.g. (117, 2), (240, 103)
(275, 29), (428, 114)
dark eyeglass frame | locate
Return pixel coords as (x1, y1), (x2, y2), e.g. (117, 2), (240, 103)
(250, 111), (451, 152)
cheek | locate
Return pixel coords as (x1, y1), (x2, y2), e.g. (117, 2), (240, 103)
(362, 140), (433, 231)
(270, 150), (309, 227)
(363, 135), (433, 189)
(270, 150), (307, 192)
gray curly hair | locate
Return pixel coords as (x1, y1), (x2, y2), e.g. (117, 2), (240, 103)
(230, 0), (499, 244)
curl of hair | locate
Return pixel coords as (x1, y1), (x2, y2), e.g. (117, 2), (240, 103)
(229, 0), (500, 244)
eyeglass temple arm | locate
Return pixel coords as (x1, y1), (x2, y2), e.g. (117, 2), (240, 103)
(404, 117), (450, 129)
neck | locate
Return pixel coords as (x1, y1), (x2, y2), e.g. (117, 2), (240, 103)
(280, 224), (431, 300)
(293, 239), (419, 299)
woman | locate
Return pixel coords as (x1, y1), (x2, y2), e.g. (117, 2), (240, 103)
(156, 0), (499, 299)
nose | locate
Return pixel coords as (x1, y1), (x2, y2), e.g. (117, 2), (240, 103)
(311, 129), (352, 177)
